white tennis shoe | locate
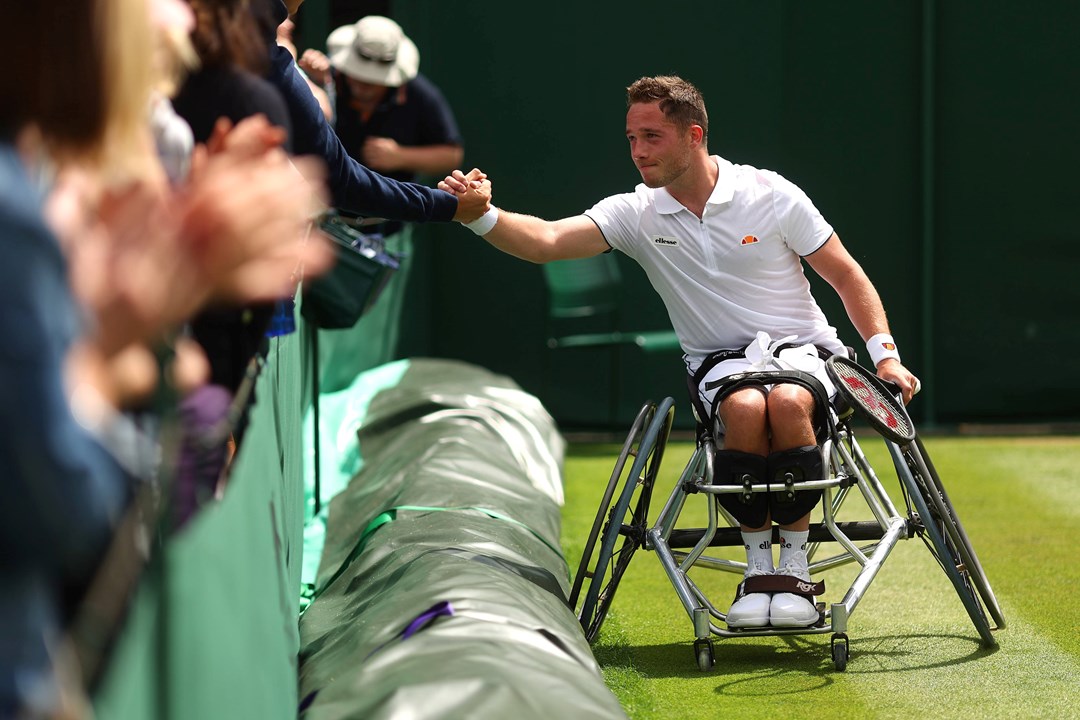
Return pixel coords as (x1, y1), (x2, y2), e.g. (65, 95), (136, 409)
(770, 550), (820, 627)
(727, 559), (773, 628)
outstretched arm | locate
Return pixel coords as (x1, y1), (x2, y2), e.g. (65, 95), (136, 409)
(439, 170), (609, 263)
(268, 44), (488, 224)
(479, 210), (609, 264)
(805, 233), (921, 403)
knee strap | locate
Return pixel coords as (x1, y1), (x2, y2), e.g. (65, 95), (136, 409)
(768, 446), (823, 524)
(713, 450), (769, 528)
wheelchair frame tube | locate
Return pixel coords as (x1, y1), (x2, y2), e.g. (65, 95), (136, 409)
(649, 526), (709, 628)
(646, 414), (917, 643)
(652, 445), (707, 547)
(830, 516), (909, 633)
(847, 429), (904, 521)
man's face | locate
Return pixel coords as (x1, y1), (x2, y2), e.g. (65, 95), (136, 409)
(625, 101), (694, 189)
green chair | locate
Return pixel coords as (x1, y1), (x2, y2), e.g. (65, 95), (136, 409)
(542, 253), (681, 427)
(543, 253), (681, 351)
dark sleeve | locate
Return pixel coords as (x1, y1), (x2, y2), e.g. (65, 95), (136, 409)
(409, 75), (464, 147)
(237, 72), (294, 153)
(267, 45), (458, 222)
(173, 67), (294, 152)
(0, 211), (128, 576)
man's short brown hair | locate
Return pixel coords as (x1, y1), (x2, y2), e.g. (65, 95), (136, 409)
(626, 76), (709, 143)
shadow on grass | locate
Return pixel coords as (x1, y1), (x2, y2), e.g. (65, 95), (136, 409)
(594, 631), (996, 689)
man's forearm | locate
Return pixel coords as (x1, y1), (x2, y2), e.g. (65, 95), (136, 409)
(475, 210), (558, 263)
(467, 210), (607, 264)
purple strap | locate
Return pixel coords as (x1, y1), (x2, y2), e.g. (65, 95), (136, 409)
(401, 601), (455, 640)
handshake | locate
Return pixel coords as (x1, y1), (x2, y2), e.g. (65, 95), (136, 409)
(440, 168), (493, 226)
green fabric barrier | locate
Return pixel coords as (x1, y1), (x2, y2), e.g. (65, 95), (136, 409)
(301, 360), (409, 610)
(87, 244), (626, 718)
(298, 359), (627, 719)
(93, 329), (309, 720)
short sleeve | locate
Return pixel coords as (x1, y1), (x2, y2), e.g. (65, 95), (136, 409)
(770, 174), (834, 256)
(583, 191), (643, 257)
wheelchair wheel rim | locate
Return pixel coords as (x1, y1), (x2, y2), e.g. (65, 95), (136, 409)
(568, 401), (655, 611)
(577, 398), (674, 642)
(897, 443), (998, 648)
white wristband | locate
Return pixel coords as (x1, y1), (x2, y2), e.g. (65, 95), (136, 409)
(866, 333), (901, 367)
(462, 206), (499, 236)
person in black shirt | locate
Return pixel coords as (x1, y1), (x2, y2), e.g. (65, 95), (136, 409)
(302, 15), (463, 186)
(264, 0), (489, 225)
(173, 0), (295, 396)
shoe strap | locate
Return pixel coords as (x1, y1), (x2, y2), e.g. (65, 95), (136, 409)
(742, 574), (825, 599)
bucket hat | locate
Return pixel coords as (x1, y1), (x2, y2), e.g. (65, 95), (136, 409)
(328, 16), (419, 87)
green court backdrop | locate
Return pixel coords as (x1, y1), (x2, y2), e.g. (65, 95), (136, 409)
(352, 0), (1080, 431)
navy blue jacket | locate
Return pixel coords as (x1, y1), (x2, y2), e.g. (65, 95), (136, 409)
(264, 1), (458, 223)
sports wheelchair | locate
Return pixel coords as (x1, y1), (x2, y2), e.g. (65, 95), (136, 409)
(567, 355), (1005, 671)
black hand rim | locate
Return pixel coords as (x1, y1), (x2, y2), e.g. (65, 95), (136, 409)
(911, 435), (1006, 630)
(575, 398), (674, 642)
(899, 442), (998, 648)
(568, 401), (654, 611)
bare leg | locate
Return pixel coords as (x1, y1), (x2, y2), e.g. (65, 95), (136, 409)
(765, 384), (816, 532)
(718, 388), (771, 532)
(764, 384), (823, 625)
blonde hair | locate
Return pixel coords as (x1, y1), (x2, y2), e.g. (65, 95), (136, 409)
(97, 0), (161, 181)
(3, 0), (161, 181)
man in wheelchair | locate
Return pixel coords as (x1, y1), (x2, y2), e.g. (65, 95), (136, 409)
(690, 340), (888, 628)
(437, 75), (920, 627)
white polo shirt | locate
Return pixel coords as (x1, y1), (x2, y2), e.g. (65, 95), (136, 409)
(583, 155), (846, 372)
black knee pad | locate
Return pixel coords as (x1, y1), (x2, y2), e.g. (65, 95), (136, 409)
(713, 449), (769, 528)
(768, 445), (823, 525)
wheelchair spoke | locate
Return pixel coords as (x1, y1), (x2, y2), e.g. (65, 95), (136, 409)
(895, 442), (999, 648)
(574, 398), (674, 643)
(913, 436), (1006, 629)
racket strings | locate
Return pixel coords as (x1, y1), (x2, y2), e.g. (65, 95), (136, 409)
(831, 362), (913, 437)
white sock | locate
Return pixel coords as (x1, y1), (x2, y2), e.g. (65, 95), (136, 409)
(742, 529), (774, 574)
(778, 529), (809, 567)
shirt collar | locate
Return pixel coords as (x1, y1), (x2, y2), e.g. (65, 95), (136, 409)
(653, 155), (735, 214)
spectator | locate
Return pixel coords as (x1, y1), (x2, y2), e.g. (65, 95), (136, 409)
(2, 1), (329, 713)
(261, 0), (490, 226)
(172, 0), (297, 402)
(302, 15), (463, 186)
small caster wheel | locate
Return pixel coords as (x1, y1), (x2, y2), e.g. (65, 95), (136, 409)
(694, 638), (714, 672)
(830, 633), (849, 672)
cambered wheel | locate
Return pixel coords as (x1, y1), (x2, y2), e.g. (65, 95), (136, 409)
(900, 438), (1001, 648)
(914, 436), (1006, 630)
(569, 398), (675, 643)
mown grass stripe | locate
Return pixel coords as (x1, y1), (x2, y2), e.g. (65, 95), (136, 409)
(561, 437), (1080, 719)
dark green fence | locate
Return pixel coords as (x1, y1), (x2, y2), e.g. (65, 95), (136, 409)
(362, 0), (1080, 430)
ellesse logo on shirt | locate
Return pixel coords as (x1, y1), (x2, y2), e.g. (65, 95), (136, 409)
(652, 235), (679, 247)
(740, 235), (759, 245)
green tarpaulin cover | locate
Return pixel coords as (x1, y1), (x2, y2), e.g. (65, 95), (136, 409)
(298, 359), (626, 719)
